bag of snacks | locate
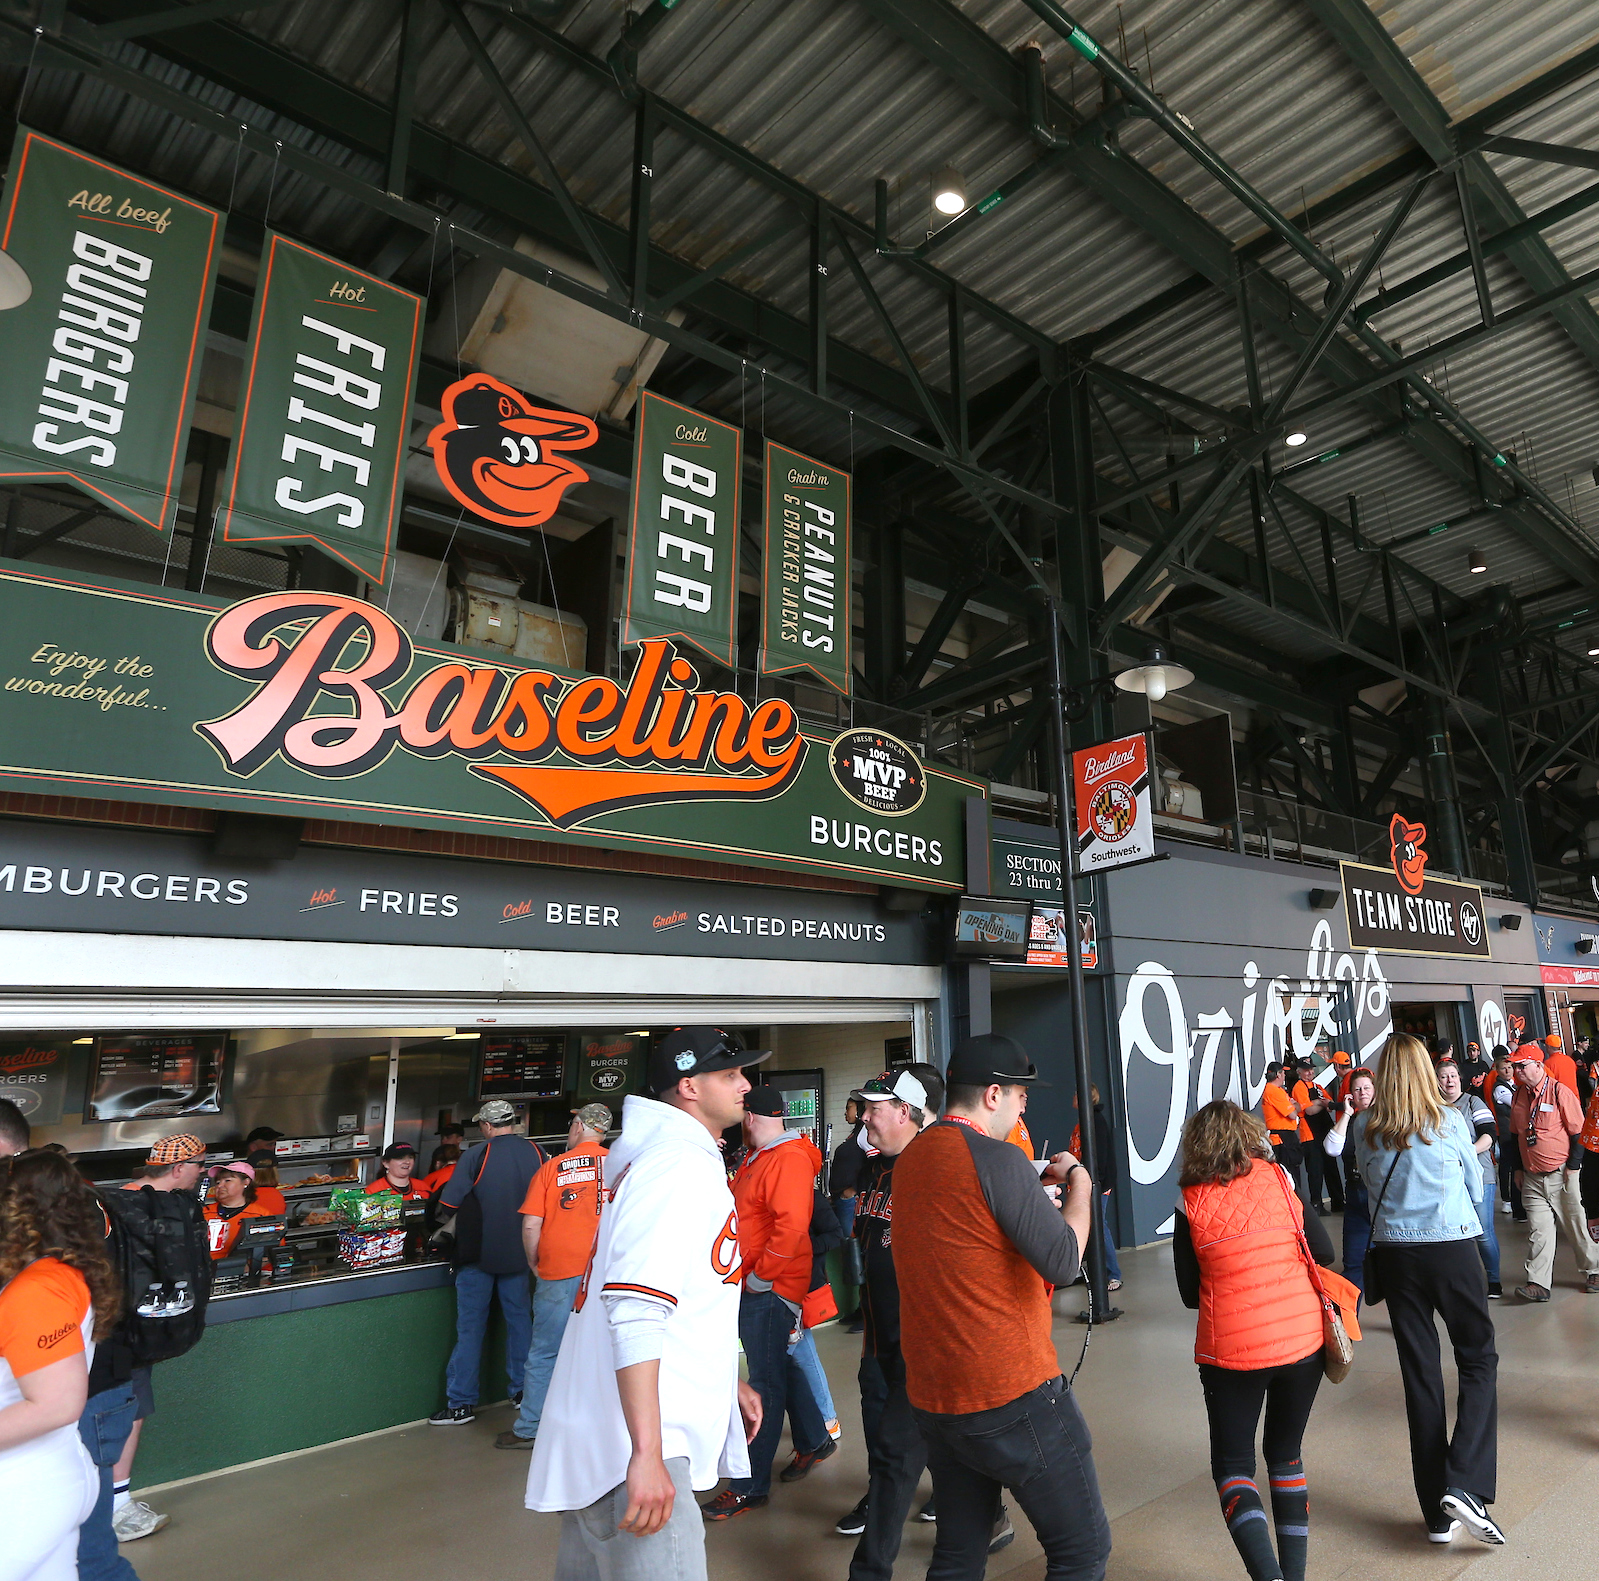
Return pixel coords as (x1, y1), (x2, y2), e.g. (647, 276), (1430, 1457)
(330, 1187), (403, 1229)
(337, 1228), (406, 1269)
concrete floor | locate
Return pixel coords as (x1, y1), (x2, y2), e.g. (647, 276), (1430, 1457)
(132, 1215), (1599, 1580)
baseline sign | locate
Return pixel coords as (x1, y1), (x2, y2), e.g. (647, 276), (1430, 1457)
(0, 130), (219, 531)
(0, 565), (978, 891)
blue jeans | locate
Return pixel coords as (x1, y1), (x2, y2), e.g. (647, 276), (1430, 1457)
(732, 1290), (828, 1497)
(513, 1273), (581, 1440)
(77, 1382), (140, 1581)
(790, 1327), (839, 1434)
(1099, 1192), (1122, 1283)
(1473, 1177), (1501, 1284)
(1343, 1175), (1372, 1296)
(445, 1264), (533, 1408)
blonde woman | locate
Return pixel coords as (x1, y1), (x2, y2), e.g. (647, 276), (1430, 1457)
(1351, 1034), (1503, 1547)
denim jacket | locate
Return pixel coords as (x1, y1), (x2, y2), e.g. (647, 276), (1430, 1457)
(1351, 1107), (1483, 1244)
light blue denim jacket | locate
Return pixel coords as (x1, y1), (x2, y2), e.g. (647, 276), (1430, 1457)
(1351, 1107), (1483, 1244)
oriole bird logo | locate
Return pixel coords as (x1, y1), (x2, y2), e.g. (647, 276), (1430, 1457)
(1389, 813), (1428, 895)
(428, 373), (598, 529)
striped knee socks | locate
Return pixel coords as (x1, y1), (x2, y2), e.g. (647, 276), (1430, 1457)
(1216, 1474), (1282, 1581)
(1267, 1461), (1309, 1581)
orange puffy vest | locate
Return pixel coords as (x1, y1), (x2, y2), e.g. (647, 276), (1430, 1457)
(1181, 1158), (1325, 1371)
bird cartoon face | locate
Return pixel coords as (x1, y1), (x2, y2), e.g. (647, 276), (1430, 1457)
(1389, 813), (1428, 894)
(428, 374), (598, 528)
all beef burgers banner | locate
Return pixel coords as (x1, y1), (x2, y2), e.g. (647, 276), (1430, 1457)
(0, 130), (220, 532)
(217, 233), (422, 584)
(0, 563), (978, 891)
(760, 441), (851, 695)
(621, 391), (741, 668)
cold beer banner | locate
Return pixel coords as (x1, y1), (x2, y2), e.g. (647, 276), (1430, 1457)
(0, 130), (220, 532)
(218, 233), (422, 584)
(1072, 731), (1157, 873)
(760, 441), (851, 694)
(621, 391), (741, 668)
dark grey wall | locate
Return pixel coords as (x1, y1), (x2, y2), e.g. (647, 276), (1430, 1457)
(1104, 842), (1540, 1243)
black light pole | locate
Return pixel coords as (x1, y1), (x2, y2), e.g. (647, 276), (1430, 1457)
(1043, 594), (1122, 1323)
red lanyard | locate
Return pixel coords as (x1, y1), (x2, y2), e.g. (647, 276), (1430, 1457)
(942, 1114), (988, 1138)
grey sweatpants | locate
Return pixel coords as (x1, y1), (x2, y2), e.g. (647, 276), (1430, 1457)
(555, 1457), (707, 1581)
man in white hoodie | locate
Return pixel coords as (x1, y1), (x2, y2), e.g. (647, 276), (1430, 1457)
(527, 1027), (767, 1579)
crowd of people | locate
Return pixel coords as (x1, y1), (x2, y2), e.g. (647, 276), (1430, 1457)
(5, 1016), (1599, 1581)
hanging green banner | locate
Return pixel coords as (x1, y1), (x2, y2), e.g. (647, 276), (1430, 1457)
(760, 440), (852, 694)
(0, 129), (220, 532)
(621, 391), (741, 668)
(217, 233), (422, 585)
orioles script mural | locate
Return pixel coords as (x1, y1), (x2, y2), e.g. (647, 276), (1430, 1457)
(0, 565), (977, 889)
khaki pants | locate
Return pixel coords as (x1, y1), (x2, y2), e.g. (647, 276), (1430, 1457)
(1521, 1168), (1599, 1288)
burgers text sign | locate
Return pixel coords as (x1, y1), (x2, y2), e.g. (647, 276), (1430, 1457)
(0, 564), (978, 891)
(0, 130), (219, 532)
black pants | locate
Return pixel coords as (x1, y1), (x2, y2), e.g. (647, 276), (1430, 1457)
(1197, 1350), (1323, 1482)
(1368, 1240), (1498, 1518)
(1274, 1139), (1308, 1204)
(914, 1375), (1110, 1581)
(1305, 1139), (1343, 1210)
(849, 1348), (925, 1581)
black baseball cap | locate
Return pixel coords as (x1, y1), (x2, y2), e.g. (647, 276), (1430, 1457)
(647, 1026), (771, 1096)
(381, 1142), (417, 1162)
(945, 1032), (1049, 1088)
(742, 1084), (786, 1118)
(244, 1126), (285, 1145)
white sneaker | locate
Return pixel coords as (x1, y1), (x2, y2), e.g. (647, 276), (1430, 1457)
(1427, 1519), (1460, 1544)
(1498, 1200), (1512, 1216)
(113, 1500), (170, 1542)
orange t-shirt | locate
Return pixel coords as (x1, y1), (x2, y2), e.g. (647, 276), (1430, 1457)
(364, 1174), (429, 1201)
(519, 1142), (608, 1281)
(1006, 1116), (1033, 1157)
(253, 1185), (288, 1216)
(1544, 1051), (1580, 1097)
(1291, 1080), (1316, 1143)
(204, 1200), (280, 1261)
(0, 1257), (89, 1378)
(1261, 1083), (1298, 1145)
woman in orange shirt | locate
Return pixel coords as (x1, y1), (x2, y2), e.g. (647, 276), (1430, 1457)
(203, 1163), (280, 1261)
(0, 1149), (122, 1581)
(1174, 1101), (1354, 1581)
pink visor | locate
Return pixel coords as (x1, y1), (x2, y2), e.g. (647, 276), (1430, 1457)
(209, 1161), (256, 1182)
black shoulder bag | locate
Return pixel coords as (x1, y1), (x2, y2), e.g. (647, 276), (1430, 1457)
(1359, 1151), (1402, 1306)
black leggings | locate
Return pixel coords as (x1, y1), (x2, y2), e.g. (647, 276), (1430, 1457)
(1199, 1350), (1322, 1479)
(1200, 1352), (1323, 1581)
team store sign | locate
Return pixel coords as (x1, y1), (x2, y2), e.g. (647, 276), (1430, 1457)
(0, 564), (976, 891)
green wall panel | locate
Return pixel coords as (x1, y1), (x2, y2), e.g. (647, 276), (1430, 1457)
(138, 1284), (513, 1485)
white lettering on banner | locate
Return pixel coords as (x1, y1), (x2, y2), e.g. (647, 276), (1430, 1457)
(1080, 743), (1137, 786)
(274, 314), (391, 530)
(807, 815), (941, 868)
(697, 912), (886, 943)
(357, 888), (460, 916)
(33, 233), (154, 467)
(654, 454), (717, 612)
(1119, 919), (1391, 1185)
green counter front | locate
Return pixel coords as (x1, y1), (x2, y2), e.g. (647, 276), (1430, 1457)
(138, 1266), (516, 1486)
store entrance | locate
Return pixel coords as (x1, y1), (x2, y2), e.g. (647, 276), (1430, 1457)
(1390, 1000), (1471, 1054)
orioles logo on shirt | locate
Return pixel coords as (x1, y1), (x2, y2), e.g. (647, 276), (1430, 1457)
(711, 1209), (742, 1285)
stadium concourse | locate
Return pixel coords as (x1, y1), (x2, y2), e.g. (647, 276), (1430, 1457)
(125, 1225), (1599, 1580)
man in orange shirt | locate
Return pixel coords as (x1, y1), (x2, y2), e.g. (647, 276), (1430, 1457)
(1261, 1062), (1307, 1201)
(495, 1102), (612, 1450)
(1540, 1035), (1580, 1098)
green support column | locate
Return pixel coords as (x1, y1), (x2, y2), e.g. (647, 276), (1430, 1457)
(863, 517), (905, 699)
(1477, 650), (1539, 905)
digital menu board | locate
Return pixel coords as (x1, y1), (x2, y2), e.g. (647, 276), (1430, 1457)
(87, 1032), (227, 1120)
(477, 1033), (569, 1099)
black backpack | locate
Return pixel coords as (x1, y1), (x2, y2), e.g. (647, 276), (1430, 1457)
(98, 1185), (214, 1367)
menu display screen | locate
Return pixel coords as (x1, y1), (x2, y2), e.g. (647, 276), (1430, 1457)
(88, 1032), (227, 1120)
(478, 1033), (568, 1099)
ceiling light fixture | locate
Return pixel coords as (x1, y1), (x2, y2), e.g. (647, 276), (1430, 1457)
(0, 248), (31, 311)
(1468, 548), (1487, 574)
(1284, 430), (1308, 447)
(1588, 643), (1599, 657)
(931, 165), (966, 216)
(1114, 644), (1195, 705)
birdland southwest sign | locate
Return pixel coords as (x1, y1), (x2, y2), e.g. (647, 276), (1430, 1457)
(0, 563), (978, 890)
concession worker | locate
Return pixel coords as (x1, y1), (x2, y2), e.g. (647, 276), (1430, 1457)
(202, 1163), (280, 1261)
(366, 1142), (432, 1201)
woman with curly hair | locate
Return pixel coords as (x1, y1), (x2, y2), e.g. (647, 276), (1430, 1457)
(0, 1148), (122, 1580)
(1173, 1100), (1346, 1581)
